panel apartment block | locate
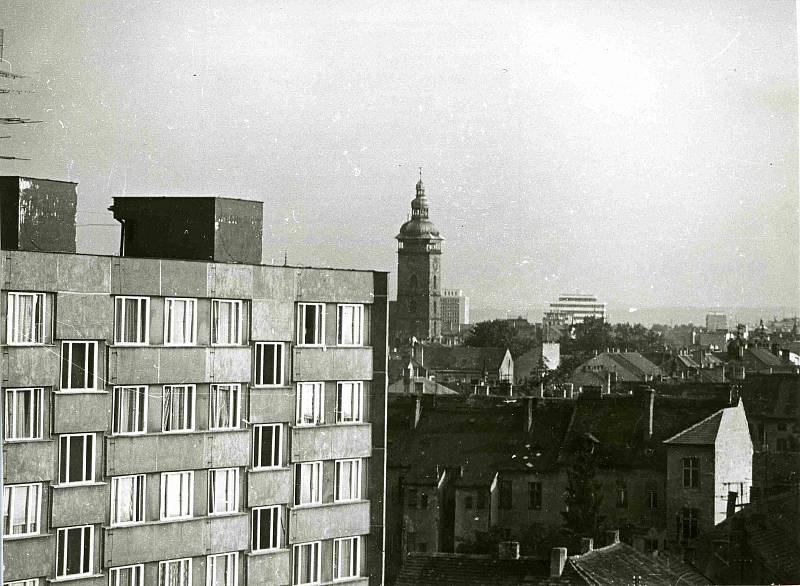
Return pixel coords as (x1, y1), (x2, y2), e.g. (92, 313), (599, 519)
(1, 191), (388, 586)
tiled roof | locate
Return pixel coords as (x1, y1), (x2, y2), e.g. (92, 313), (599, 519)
(610, 352), (663, 378)
(394, 552), (580, 585)
(569, 542), (709, 586)
(739, 373), (800, 419)
(662, 411), (723, 445)
(421, 345), (509, 373)
(388, 377), (460, 396)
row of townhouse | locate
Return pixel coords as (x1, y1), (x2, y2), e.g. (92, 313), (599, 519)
(0, 177), (388, 586)
(387, 389), (753, 577)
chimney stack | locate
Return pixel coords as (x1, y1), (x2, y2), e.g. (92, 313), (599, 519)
(580, 537), (593, 554)
(726, 491), (737, 519)
(605, 530), (620, 546)
(549, 547), (567, 577)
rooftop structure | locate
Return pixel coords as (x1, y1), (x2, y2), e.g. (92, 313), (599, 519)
(545, 294), (606, 325)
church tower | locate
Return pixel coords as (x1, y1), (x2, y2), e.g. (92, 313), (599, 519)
(393, 173), (443, 343)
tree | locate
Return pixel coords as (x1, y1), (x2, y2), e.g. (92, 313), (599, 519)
(561, 437), (605, 539)
(463, 319), (537, 357)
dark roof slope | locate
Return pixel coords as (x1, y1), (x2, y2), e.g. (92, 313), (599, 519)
(422, 345), (509, 372)
(663, 411), (723, 446)
(570, 542), (709, 586)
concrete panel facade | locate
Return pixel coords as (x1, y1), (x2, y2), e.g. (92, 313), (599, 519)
(289, 501), (371, 543)
(291, 423), (372, 462)
(51, 484), (107, 527)
(248, 468), (293, 506)
(53, 391), (109, 433)
(292, 347), (373, 381)
(246, 550), (291, 584)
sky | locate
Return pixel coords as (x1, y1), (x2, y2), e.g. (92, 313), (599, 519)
(0, 0), (797, 320)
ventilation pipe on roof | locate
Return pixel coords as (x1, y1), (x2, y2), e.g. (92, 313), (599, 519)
(580, 538), (593, 554)
(726, 490), (738, 520)
(550, 548), (567, 577)
(605, 530), (620, 546)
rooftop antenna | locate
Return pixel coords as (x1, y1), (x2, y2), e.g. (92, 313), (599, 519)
(283, 251), (288, 266)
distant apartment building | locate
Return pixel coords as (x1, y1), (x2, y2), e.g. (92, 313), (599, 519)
(544, 293), (606, 325)
(0, 177), (387, 586)
(706, 312), (728, 332)
(440, 289), (469, 333)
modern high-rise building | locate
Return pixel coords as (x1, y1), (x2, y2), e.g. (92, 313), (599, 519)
(391, 175), (443, 343)
(440, 289), (469, 333)
(0, 177), (387, 586)
(544, 293), (606, 325)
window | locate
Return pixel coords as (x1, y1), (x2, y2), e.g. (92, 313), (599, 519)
(296, 382), (324, 426)
(337, 304), (363, 346)
(159, 559), (191, 586)
(295, 462), (322, 506)
(211, 300), (242, 346)
(253, 424), (282, 469)
(680, 508), (699, 541)
(648, 488), (658, 509)
(336, 382), (363, 423)
(335, 459), (362, 502)
(293, 542), (321, 585)
(297, 303), (324, 346)
(254, 342), (284, 386)
(4, 387), (43, 440)
(112, 386), (147, 435)
(59, 433), (95, 484)
(252, 506), (282, 551)
(209, 468), (239, 515)
(333, 536), (360, 581)
(114, 296), (149, 345)
(499, 480), (512, 510)
(56, 525), (93, 578)
(160, 471), (193, 520)
(109, 565), (144, 586)
(528, 482), (542, 510)
(210, 384), (240, 430)
(6, 580), (38, 586)
(616, 481), (628, 508)
(163, 385), (195, 432)
(464, 495), (473, 510)
(60, 341), (98, 390)
(164, 298), (197, 346)
(206, 552), (237, 586)
(111, 475), (145, 526)
(682, 456), (699, 488)
(3, 483), (41, 537)
(7, 292), (45, 345)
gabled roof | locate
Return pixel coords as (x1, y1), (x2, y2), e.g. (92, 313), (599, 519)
(569, 542), (709, 586)
(421, 345), (510, 373)
(662, 411), (723, 445)
(388, 377), (460, 396)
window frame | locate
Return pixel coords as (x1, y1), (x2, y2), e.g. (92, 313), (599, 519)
(206, 552), (238, 586)
(253, 424), (283, 469)
(682, 456), (700, 489)
(7, 292), (46, 346)
(55, 525), (94, 579)
(336, 304), (364, 347)
(6, 580), (39, 586)
(59, 433), (95, 485)
(4, 387), (43, 441)
(333, 536), (361, 581)
(251, 505), (282, 552)
(335, 381), (363, 424)
(114, 296), (150, 346)
(680, 508), (699, 541)
(211, 299), (243, 346)
(3, 482), (42, 538)
(109, 564), (144, 586)
(296, 382), (324, 426)
(293, 541), (321, 585)
(162, 384), (196, 433)
(110, 474), (146, 527)
(498, 479), (513, 510)
(208, 468), (240, 516)
(158, 558), (192, 586)
(254, 342), (285, 387)
(294, 461), (323, 507)
(209, 384), (241, 430)
(297, 303), (325, 347)
(528, 481), (542, 510)
(60, 341), (99, 391)
(334, 459), (362, 503)
(164, 297), (198, 347)
(112, 385), (148, 436)
(160, 471), (194, 521)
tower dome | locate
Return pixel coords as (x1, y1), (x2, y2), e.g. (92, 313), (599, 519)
(397, 172), (443, 241)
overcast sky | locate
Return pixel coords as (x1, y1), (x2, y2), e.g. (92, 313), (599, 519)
(1, 1), (797, 317)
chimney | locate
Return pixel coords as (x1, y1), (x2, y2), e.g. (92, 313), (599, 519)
(643, 388), (654, 440)
(565, 383), (574, 399)
(726, 490), (737, 519)
(413, 396), (423, 429)
(536, 381), (545, 398)
(580, 537), (593, 554)
(605, 372), (612, 395)
(525, 397), (535, 432)
(550, 547), (567, 577)
(498, 541), (520, 560)
(605, 530), (620, 546)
